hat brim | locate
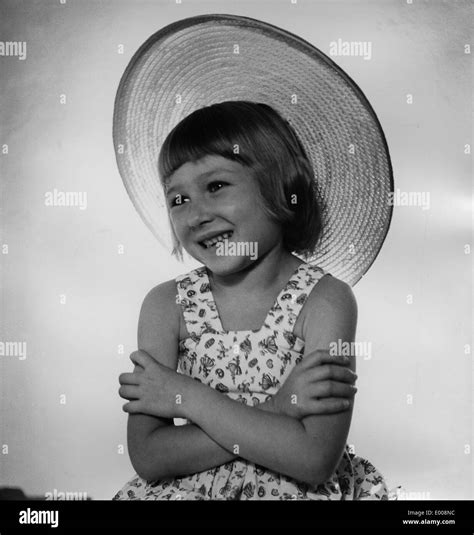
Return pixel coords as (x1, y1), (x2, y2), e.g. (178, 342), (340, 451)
(113, 14), (393, 286)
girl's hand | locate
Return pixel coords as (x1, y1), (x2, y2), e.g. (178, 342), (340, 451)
(272, 349), (357, 420)
(118, 350), (193, 419)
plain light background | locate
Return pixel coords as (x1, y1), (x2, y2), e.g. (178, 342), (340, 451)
(0, 0), (472, 500)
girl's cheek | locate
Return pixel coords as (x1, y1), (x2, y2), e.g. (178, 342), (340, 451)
(169, 216), (185, 236)
(170, 209), (184, 225)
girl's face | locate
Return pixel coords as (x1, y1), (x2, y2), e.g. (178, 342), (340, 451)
(165, 154), (284, 275)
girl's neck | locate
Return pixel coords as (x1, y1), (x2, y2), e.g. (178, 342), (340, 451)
(207, 248), (303, 298)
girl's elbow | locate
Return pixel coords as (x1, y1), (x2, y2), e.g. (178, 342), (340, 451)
(135, 466), (151, 481)
(130, 453), (152, 481)
(308, 455), (343, 488)
(300, 449), (334, 487)
(129, 444), (166, 482)
(131, 457), (166, 482)
(302, 463), (331, 488)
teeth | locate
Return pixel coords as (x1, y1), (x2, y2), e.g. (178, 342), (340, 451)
(203, 232), (232, 248)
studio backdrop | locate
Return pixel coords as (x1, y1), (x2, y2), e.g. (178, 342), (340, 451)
(0, 0), (471, 500)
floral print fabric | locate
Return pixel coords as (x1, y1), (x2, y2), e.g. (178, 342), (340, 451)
(113, 263), (389, 500)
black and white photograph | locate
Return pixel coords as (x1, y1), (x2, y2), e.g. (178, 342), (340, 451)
(0, 0), (472, 528)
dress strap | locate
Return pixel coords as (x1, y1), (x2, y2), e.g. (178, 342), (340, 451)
(176, 263), (329, 340)
(265, 263), (329, 343)
(175, 267), (221, 338)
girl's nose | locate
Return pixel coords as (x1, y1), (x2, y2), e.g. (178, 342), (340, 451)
(186, 201), (213, 229)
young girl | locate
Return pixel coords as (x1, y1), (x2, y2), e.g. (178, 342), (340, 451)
(113, 101), (389, 500)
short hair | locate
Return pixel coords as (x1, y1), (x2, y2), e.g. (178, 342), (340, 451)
(158, 100), (324, 262)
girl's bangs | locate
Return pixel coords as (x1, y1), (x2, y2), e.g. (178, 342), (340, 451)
(159, 108), (253, 184)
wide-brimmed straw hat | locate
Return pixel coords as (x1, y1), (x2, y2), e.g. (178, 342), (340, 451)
(113, 14), (393, 286)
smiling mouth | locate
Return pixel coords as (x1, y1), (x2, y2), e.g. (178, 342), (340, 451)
(199, 231), (234, 249)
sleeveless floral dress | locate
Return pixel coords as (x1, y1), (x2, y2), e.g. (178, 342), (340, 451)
(113, 262), (389, 500)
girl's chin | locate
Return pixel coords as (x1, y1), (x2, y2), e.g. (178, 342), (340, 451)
(196, 251), (253, 272)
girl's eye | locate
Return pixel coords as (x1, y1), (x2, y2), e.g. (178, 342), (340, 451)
(169, 181), (227, 207)
(170, 194), (188, 208)
(208, 181), (227, 193)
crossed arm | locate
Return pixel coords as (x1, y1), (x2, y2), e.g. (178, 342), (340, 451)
(120, 276), (357, 486)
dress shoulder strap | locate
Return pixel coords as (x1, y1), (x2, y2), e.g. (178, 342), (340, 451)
(265, 263), (329, 345)
(175, 267), (221, 338)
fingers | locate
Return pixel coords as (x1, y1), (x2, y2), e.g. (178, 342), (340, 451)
(307, 397), (353, 415)
(308, 364), (357, 384)
(129, 350), (153, 368)
(118, 384), (140, 400)
(311, 380), (357, 399)
(118, 372), (140, 385)
(301, 349), (352, 369)
(122, 400), (142, 414)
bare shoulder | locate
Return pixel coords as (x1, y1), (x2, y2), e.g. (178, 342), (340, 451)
(137, 278), (181, 369)
(307, 273), (357, 315)
(139, 278), (180, 330)
(141, 278), (179, 313)
(299, 273), (358, 370)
